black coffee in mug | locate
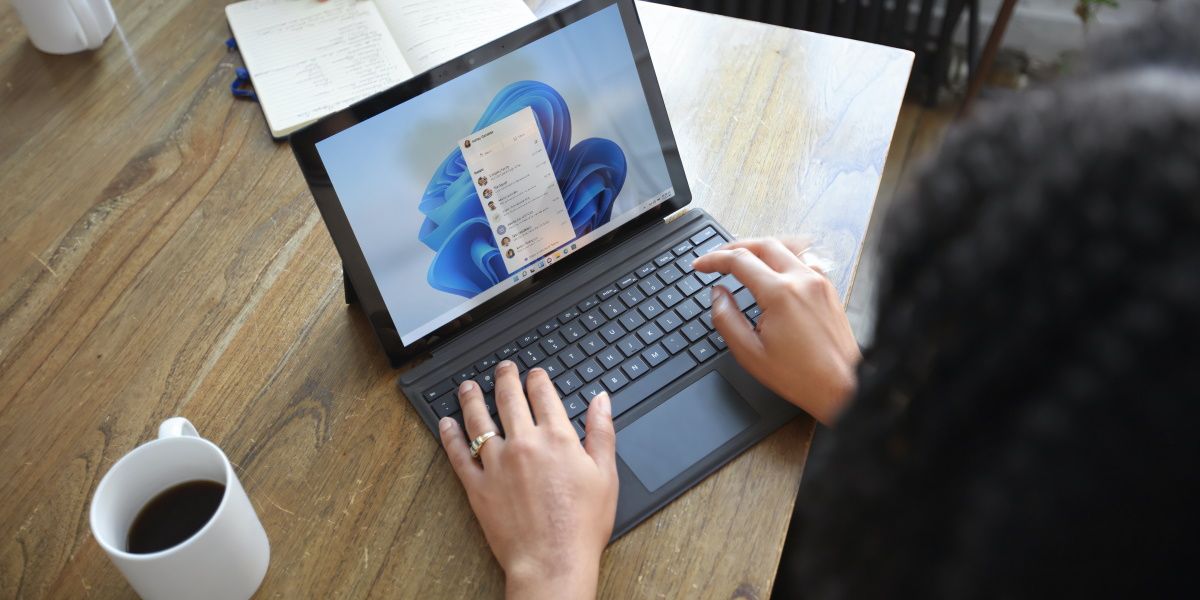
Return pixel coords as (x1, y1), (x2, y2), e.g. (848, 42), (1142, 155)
(126, 480), (225, 554)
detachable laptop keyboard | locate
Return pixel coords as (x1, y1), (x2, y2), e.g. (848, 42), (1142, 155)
(420, 225), (761, 435)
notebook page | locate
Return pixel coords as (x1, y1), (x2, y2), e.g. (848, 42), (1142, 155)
(226, 0), (413, 137)
(374, 0), (536, 74)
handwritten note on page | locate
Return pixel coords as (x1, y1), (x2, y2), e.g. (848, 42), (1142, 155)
(226, 0), (412, 137)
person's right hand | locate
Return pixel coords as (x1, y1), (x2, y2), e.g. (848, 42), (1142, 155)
(692, 238), (860, 426)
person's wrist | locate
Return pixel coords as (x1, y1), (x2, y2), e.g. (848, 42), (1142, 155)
(504, 549), (601, 600)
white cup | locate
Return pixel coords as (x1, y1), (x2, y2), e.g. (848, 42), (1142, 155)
(11, 0), (116, 55)
(90, 417), (270, 600)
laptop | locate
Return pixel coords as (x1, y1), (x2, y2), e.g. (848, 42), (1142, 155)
(289, 0), (800, 540)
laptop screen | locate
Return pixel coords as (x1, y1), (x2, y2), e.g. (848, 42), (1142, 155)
(315, 4), (675, 346)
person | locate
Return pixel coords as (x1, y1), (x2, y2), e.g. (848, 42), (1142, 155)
(436, 3), (1200, 598)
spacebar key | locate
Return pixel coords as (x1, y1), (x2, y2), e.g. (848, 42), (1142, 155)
(610, 354), (697, 419)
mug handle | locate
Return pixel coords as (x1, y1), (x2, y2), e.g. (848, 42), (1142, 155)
(158, 417), (200, 439)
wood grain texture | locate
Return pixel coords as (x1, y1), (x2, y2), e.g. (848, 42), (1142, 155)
(0, 1), (910, 598)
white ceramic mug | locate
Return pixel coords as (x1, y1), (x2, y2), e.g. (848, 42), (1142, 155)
(11, 0), (116, 55)
(90, 418), (270, 600)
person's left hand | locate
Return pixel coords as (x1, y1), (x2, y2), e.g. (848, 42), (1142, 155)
(439, 360), (618, 600)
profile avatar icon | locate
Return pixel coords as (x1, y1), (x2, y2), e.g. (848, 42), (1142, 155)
(505, 248), (515, 259)
(487, 201), (497, 211)
(500, 236), (511, 247)
(477, 176), (488, 186)
(483, 188), (493, 199)
(463, 139), (472, 149)
(496, 225), (507, 235)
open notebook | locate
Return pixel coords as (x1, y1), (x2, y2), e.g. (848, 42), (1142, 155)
(226, 0), (536, 139)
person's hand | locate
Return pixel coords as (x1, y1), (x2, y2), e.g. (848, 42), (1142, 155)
(692, 238), (860, 426)
(439, 360), (618, 600)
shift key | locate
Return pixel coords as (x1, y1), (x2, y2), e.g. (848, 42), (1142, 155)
(610, 354), (697, 419)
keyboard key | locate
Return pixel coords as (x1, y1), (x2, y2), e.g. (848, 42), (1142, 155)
(657, 265), (683, 285)
(681, 321), (708, 342)
(642, 344), (669, 367)
(597, 347), (623, 369)
(745, 305), (762, 324)
(671, 240), (694, 256)
(675, 254), (696, 273)
(689, 340), (717, 362)
(638, 299), (664, 319)
(474, 372), (496, 393)
(600, 299), (625, 319)
(496, 342), (521, 360)
(562, 394), (588, 419)
(577, 297), (600, 312)
(638, 277), (663, 296)
(484, 393), (498, 415)
(558, 307), (581, 323)
(560, 345), (586, 367)
(519, 346), (545, 368)
(579, 332), (605, 355)
(656, 310), (683, 332)
(694, 286), (713, 308)
(539, 333), (565, 354)
(708, 331), (727, 350)
(452, 369), (477, 385)
(675, 298), (702, 321)
(581, 308), (606, 330)
(694, 236), (724, 256)
(621, 356), (649, 380)
(610, 354), (697, 419)
(422, 381), (455, 402)
(555, 372), (583, 395)
(690, 227), (717, 245)
(616, 334), (644, 357)
(577, 359), (603, 382)
(602, 369), (630, 392)
(636, 323), (664, 345)
(696, 270), (721, 284)
(598, 284), (620, 301)
(719, 274), (745, 293)
(618, 310), (646, 331)
(677, 274), (702, 296)
(657, 286), (683, 308)
(580, 382), (606, 401)
(538, 319), (560, 335)
(619, 287), (646, 308)
(560, 321), (586, 341)
(518, 330), (540, 348)
(432, 395), (460, 418)
(701, 311), (714, 330)
(572, 419), (587, 440)
(662, 332), (688, 354)
(734, 287), (755, 310)
(635, 263), (656, 277)
(653, 251), (675, 267)
(474, 356), (499, 372)
(540, 356), (566, 378)
(617, 274), (639, 289)
(600, 322), (625, 344)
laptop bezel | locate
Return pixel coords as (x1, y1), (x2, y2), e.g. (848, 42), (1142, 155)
(290, 0), (691, 367)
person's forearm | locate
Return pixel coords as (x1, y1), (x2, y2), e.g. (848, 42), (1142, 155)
(506, 561), (599, 600)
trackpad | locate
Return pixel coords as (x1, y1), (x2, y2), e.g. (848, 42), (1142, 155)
(617, 372), (759, 492)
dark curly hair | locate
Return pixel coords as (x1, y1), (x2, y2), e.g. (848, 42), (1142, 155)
(784, 3), (1200, 598)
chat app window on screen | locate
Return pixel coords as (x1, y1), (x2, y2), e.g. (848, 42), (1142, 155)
(316, 5), (675, 345)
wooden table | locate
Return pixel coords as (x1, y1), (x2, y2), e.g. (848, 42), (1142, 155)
(0, 1), (911, 597)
